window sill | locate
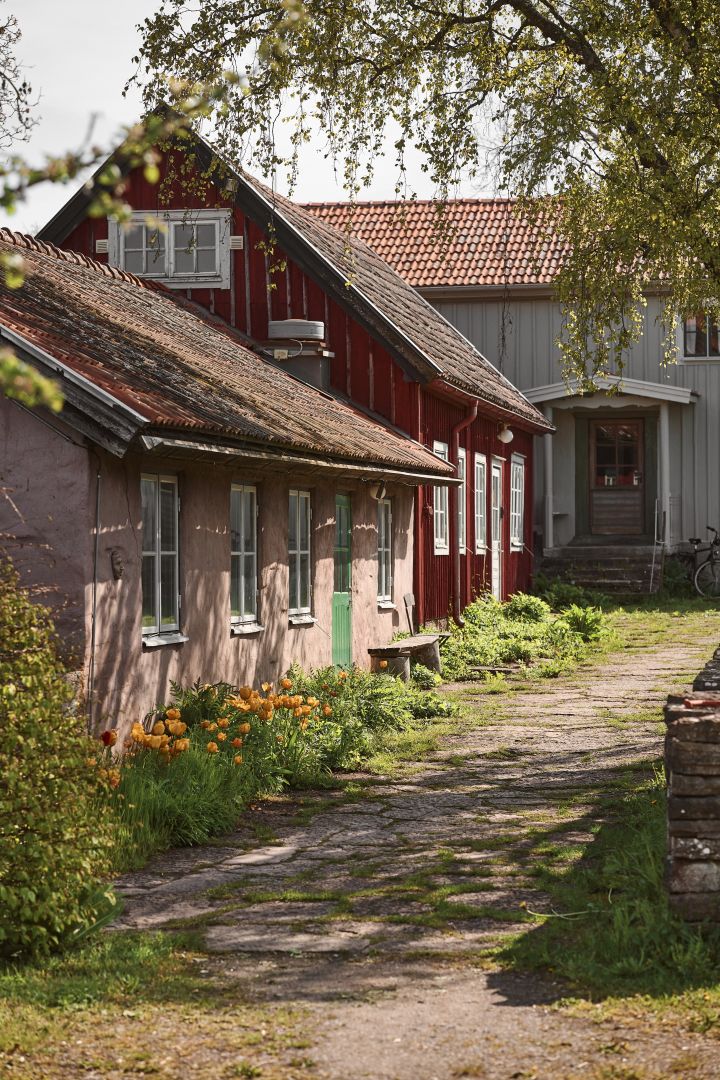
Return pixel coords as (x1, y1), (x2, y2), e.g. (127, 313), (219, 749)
(434, 549), (449, 557)
(377, 600), (396, 611)
(510, 543), (524, 553)
(231, 622), (264, 636)
(475, 546), (487, 555)
(142, 632), (189, 649)
(679, 355), (720, 364)
(288, 614), (316, 627)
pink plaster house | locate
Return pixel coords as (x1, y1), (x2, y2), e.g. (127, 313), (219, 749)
(0, 230), (451, 733)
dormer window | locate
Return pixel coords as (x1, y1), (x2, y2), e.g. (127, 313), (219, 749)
(108, 210), (231, 289)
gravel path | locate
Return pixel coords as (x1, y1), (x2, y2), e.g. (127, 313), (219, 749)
(112, 621), (720, 1080)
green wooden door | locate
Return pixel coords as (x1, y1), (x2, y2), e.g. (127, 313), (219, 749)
(332, 495), (352, 667)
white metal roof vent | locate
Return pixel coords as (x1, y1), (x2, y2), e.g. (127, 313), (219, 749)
(268, 319), (325, 341)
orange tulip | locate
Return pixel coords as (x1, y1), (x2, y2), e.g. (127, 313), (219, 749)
(280, 678), (292, 690)
(239, 722), (251, 735)
(231, 737), (243, 749)
(233, 754), (243, 765)
(206, 742), (219, 754)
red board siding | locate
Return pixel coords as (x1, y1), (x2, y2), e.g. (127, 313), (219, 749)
(55, 158), (538, 628)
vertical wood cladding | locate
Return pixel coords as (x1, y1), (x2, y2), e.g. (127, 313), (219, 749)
(59, 159), (537, 622)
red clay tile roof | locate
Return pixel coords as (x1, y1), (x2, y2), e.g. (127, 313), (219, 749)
(241, 178), (551, 431)
(0, 230), (452, 477)
(303, 199), (567, 289)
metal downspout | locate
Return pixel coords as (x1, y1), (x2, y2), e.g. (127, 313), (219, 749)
(450, 400), (479, 626)
(88, 469), (101, 733)
(414, 383), (426, 628)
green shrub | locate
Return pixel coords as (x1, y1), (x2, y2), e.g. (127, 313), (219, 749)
(0, 562), (114, 960)
(504, 592), (552, 622)
(562, 603), (606, 641)
(660, 555), (693, 598)
(439, 590), (610, 681)
(533, 573), (607, 611)
(411, 663), (442, 690)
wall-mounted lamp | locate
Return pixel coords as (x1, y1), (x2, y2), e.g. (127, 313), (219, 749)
(369, 481), (387, 501)
(498, 424), (514, 444)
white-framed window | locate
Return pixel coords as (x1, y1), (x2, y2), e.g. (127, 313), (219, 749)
(457, 447), (467, 553)
(474, 454), (487, 553)
(377, 498), (393, 602)
(109, 210), (231, 289)
(510, 454), (525, 550)
(231, 485), (257, 625)
(289, 490), (312, 614)
(141, 474), (179, 635)
(433, 440), (449, 555)
(680, 312), (720, 360)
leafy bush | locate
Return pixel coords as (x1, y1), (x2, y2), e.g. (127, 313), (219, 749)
(504, 592), (552, 622)
(533, 573), (607, 611)
(411, 663), (442, 690)
(440, 591), (610, 681)
(562, 603), (606, 641)
(660, 555), (693, 598)
(0, 562), (114, 960)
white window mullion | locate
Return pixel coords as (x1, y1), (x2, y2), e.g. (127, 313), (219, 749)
(510, 454), (525, 550)
(433, 440), (449, 555)
(475, 454), (487, 553)
(457, 447), (466, 553)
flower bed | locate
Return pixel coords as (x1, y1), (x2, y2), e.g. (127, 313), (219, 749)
(104, 667), (453, 870)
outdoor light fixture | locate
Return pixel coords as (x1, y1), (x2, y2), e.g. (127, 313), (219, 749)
(498, 424), (514, 444)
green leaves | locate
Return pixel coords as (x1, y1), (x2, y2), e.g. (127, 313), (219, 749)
(134, 0), (720, 376)
(0, 562), (115, 961)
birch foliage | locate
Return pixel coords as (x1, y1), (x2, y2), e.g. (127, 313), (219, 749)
(134, 0), (720, 376)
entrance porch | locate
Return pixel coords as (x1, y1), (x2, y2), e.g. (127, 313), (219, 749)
(523, 376), (697, 555)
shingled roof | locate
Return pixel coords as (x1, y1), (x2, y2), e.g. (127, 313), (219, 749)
(236, 177), (551, 431)
(304, 199), (567, 290)
(37, 128), (551, 434)
(0, 230), (452, 478)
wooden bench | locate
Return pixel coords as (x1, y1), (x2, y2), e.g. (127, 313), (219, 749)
(368, 593), (445, 681)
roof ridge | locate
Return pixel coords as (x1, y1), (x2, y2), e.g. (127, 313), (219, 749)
(301, 197), (519, 208)
(0, 228), (158, 289)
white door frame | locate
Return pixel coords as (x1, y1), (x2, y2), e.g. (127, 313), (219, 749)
(491, 458), (504, 601)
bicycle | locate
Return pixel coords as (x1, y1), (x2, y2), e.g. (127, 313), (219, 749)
(689, 527), (720, 597)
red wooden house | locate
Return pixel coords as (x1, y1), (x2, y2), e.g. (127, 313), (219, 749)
(38, 131), (551, 627)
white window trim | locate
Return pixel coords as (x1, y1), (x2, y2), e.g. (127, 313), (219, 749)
(230, 484), (259, 627)
(433, 440), (449, 555)
(474, 453), (487, 554)
(377, 497), (393, 603)
(141, 473), (180, 638)
(108, 209), (232, 290)
(510, 453), (525, 552)
(457, 447), (467, 553)
(289, 489), (312, 616)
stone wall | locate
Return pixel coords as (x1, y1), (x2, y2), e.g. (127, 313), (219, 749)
(665, 651), (720, 922)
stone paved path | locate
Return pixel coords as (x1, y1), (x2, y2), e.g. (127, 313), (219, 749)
(113, 621), (720, 1079)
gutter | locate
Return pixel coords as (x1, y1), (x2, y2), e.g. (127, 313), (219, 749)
(138, 434), (459, 486)
(449, 400), (478, 627)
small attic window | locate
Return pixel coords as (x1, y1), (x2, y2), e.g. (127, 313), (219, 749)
(108, 210), (231, 289)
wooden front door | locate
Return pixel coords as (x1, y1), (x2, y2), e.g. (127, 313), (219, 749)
(491, 460), (503, 599)
(590, 420), (644, 535)
(332, 494), (352, 667)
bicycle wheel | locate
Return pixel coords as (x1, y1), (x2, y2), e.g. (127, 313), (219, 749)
(694, 558), (720, 597)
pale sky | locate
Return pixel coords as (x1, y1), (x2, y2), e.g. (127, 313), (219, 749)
(6, 0), (490, 235)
